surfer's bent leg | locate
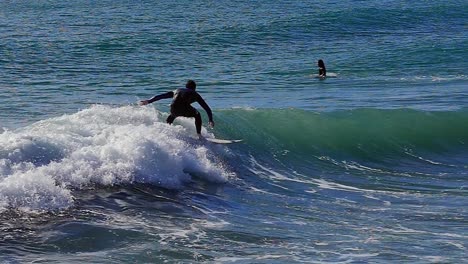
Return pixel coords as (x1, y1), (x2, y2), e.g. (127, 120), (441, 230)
(171, 105), (201, 134)
(194, 112), (202, 134)
(166, 114), (176, 124)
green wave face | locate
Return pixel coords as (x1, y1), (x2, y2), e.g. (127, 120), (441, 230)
(215, 108), (468, 162)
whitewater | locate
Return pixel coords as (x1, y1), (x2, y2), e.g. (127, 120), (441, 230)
(0, 105), (233, 210)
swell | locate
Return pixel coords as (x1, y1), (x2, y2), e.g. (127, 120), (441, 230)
(1, 106), (466, 212)
(216, 108), (468, 157)
(215, 107), (468, 183)
(214, 108), (467, 196)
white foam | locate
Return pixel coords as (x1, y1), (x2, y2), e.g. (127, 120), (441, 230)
(0, 105), (232, 211)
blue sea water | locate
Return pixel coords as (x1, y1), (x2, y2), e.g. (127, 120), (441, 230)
(0, 0), (467, 263)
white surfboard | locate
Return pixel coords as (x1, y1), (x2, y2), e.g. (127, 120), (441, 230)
(312, 72), (338, 78)
(205, 138), (243, 144)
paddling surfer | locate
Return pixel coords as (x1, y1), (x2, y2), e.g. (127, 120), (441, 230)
(139, 80), (214, 139)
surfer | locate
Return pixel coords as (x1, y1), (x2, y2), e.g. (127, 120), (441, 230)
(318, 59), (326, 78)
(139, 80), (214, 139)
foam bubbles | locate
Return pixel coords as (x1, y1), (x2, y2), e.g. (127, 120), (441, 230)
(0, 105), (232, 212)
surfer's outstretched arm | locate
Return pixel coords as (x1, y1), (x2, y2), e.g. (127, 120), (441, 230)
(139, 91), (174, 105)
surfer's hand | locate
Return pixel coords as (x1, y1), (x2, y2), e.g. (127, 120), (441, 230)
(139, 100), (149, 106)
(209, 121), (215, 128)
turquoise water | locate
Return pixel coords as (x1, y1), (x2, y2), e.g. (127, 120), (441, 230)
(1, 1), (467, 263)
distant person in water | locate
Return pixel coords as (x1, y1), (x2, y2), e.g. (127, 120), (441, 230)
(318, 59), (326, 78)
(139, 80), (214, 139)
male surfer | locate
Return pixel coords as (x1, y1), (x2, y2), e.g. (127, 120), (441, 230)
(318, 59), (326, 78)
(139, 80), (214, 139)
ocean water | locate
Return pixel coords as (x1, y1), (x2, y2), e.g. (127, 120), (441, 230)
(1, 0), (467, 263)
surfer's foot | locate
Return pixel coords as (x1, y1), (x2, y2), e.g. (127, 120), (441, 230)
(197, 134), (205, 140)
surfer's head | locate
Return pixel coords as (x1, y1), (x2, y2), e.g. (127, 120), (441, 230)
(186, 80), (196, 90)
(318, 59), (325, 68)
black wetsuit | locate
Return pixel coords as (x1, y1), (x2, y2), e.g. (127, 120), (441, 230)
(147, 88), (213, 134)
(319, 67), (326, 77)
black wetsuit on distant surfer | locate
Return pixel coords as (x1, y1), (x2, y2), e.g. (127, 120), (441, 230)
(139, 80), (214, 138)
(318, 59), (326, 78)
